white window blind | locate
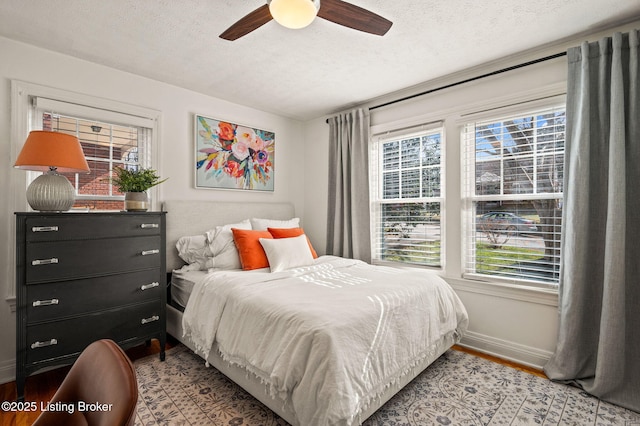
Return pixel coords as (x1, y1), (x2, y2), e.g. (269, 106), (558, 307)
(33, 98), (152, 211)
(462, 104), (565, 287)
(35, 97), (156, 128)
(371, 126), (443, 267)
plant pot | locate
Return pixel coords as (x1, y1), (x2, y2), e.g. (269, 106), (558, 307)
(124, 192), (149, 212)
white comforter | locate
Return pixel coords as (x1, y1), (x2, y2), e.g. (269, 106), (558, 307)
(182, 256), (468, 426)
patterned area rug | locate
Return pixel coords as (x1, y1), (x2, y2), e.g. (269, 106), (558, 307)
(134, 344), (640, 425)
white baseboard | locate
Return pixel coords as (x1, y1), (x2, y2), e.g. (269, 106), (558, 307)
(459, 330), (553, 371)
(0, 329), (552, 386)
(0, 358), (15, 386)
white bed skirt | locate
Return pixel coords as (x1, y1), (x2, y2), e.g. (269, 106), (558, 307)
(167, 303), (457, 425)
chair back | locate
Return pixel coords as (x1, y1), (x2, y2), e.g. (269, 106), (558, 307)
(32, 339), (138, 426)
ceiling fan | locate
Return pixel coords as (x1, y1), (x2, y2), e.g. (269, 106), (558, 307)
(219, 0), (392, 41)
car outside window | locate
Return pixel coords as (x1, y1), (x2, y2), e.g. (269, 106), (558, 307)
(463, 105), (565, 287)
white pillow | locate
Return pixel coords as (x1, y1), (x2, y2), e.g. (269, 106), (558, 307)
(205, 219), (252, 269)
(204, 249), (246, 270)
(251, 217), (300, 230)
(175, 235), (211, 268)
(259, 234), (314, 272)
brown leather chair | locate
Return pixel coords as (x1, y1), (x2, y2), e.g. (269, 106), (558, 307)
(32, 339), (138, 426)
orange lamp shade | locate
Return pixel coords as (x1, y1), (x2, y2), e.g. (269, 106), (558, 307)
(14, 130), (90, 173)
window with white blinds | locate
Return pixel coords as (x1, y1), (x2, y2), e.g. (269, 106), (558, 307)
(371, 126), (443, 267)
(462, 105), (565, 287)
(33, 98), (152, 211)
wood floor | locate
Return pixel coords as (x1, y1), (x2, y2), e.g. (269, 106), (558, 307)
(0, 339), (544, 426)
(0, 337), (178, 426)
(452, 344), (547, 379)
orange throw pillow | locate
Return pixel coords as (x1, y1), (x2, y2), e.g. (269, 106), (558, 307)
(267, 227), (318, 258)
(231, 228), (273, 270)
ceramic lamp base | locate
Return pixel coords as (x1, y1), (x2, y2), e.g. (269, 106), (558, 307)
(26, 170), (75, 211)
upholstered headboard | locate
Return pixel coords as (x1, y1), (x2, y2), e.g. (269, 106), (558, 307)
(162, 200), (295, 272)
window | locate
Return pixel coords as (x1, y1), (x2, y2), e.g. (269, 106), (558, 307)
(371, 126), (443, 267)
(31, 96), (155, 211)
(8, 81), (160, 305)
(462, 105), (565, 287)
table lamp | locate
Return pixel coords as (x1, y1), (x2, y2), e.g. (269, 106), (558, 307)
(14, 130), (90, 211)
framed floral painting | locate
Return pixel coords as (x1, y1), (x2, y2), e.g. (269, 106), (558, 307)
(195, 115), (275, 191)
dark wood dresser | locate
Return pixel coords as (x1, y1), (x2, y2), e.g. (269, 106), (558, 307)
(15, 212), (167, 400)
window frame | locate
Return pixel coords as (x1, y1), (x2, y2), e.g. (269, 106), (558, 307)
(370, 121), (445, 268)
(35, 109), (152, 210)
(8, 80), (162, 304)
(12, 84), (161, 209)
(461, 100), (566, 289)
(368, 84), (566, 306)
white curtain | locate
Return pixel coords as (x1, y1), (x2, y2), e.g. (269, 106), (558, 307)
(326, 108), (371, 262)
(544, 30), (640, 412)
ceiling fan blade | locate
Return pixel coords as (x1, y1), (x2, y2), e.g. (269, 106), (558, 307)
(317, 0), (392, 36)
(219, 4), (273, 40)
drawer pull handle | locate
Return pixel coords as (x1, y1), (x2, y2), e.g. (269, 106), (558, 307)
(141, 315), (160, 325)
(141, 282), (160, 291)
(31, 339), (58, 349)
(32, 299), (59, 307)
(32, 258), (59, 266)
(32, 226), (59, 233)
(141, 249), (160, 256)
(140, 223), (159, 229)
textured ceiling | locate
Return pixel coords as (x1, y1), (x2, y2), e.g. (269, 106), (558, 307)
(1, 0), (639, 121)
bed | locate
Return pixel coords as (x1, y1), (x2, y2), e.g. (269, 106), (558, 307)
(163, 200), (468, 426)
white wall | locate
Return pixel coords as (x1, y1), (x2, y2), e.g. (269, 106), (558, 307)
(0, 36), (305, 384)
(303, 20), (640, 369)
(2, 20), (638, 386)
(370, 61), (565, 368)
(303, 61), (565, 369)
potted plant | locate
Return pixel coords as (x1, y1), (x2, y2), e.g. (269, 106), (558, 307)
(110, 167), (167, 212)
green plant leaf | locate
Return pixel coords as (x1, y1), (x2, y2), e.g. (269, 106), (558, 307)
(110, 167), (168, 192)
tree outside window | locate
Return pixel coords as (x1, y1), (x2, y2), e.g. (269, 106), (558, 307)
(373, 129), (443, 267)
(467, 106), (565, 285)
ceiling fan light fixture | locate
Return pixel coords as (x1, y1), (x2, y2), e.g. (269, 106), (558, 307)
(268, 0), (320, 30)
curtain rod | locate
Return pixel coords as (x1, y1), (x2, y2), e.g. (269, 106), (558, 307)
(370, 52), (567, 110)
(326, 51), (567, 122)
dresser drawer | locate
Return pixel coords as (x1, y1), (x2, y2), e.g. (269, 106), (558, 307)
(15, 212), (166, 401)
(26, 235), (161, 283)
(26, 301), (162, 365)
(25, 215), (162, 242)
(26, 269), (162, 323)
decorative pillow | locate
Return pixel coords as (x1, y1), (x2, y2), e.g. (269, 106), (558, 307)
(175, 234), (211, 269)
(250, 217), (300, 230)
(205, 219), (252, 270)
(268, 227), (318, 258)
(231, 228), (273, 270)
(259, 234), (315, 273)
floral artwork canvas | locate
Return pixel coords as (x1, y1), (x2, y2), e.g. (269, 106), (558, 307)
(195, 115), (275, 191)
